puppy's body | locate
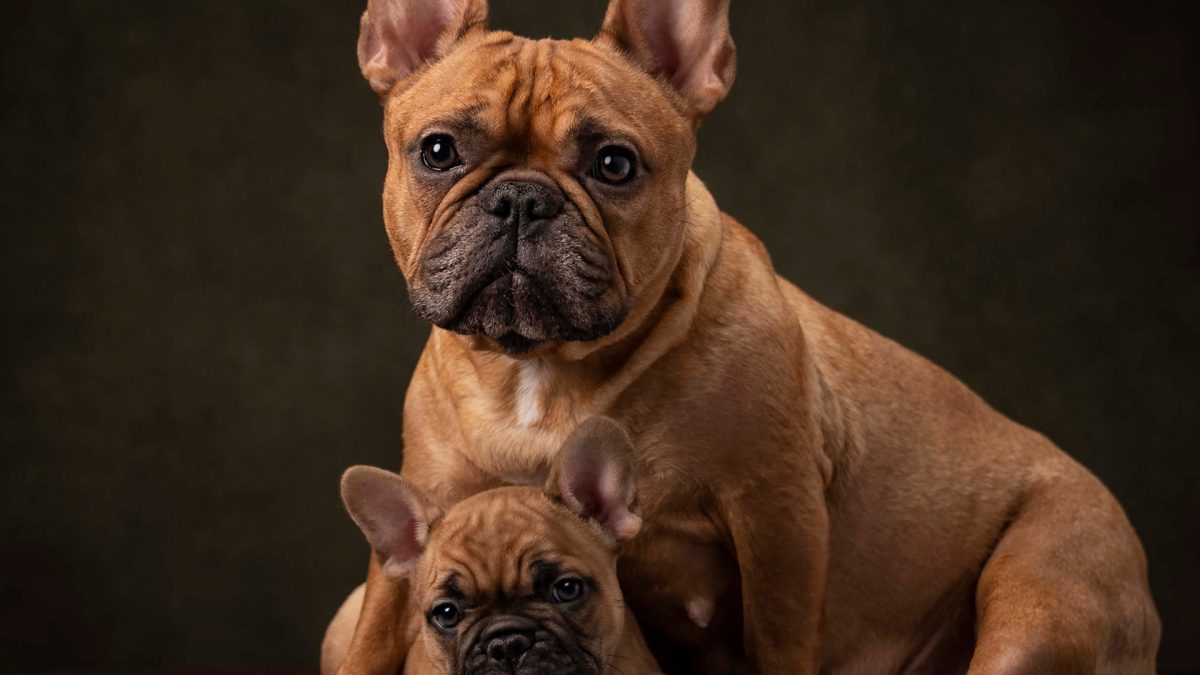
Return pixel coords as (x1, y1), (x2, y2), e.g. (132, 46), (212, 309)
(331, 2), (1160, 673)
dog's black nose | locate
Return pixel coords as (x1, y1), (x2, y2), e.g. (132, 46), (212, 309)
(485, 632), (532, 667)
(480, 180), (564, 235)
(481, 616), (536, 668)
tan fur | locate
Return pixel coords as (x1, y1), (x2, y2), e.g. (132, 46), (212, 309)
(406, 487), (659, 674)
(329, 478), (660, 674)
(328, 2), (1160, 673)
(323, 583), (366, 675)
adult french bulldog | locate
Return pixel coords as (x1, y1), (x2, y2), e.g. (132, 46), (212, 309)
(327, 418), (660, 675)
(327, 0), (1160, 672)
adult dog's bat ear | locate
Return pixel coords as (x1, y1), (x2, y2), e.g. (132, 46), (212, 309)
(357, 0), (489, 95)
(596, 0), (736, 117)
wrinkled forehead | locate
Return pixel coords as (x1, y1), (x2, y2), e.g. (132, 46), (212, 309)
(416, 490), (609, 601)
(385, 33), (690, 154)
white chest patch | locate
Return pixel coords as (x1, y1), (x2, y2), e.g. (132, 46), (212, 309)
(686, 596), (715, 629)
(514, 359), (547, 427)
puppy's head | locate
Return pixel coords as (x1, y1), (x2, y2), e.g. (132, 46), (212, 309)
(342, 417), (642, 674)
(358, 0), (735, 356)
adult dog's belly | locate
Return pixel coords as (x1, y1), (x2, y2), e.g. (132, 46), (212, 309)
(620, 504), (984, 675)
(618, 510), (747, 675)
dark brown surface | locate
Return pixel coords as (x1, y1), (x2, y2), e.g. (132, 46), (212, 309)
(1, 0), (1196, 670)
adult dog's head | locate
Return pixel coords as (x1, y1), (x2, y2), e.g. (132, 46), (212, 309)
(341, 418), (644, 674)
(357, 0), (735, 355)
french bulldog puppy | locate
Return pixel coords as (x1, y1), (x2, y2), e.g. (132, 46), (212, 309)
(327, 0), (1160, 672)
(330, 418), (659, 675)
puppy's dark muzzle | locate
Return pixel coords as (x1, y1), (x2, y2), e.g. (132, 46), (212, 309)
(479, 180), (564, 240)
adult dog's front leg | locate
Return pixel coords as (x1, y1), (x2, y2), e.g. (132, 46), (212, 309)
(720, 468), (829, 674)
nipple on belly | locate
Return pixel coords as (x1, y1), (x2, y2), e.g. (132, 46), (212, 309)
(686, 596), (715, 629)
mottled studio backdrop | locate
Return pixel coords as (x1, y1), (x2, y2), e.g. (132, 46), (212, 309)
(2, 0), (1197, 671)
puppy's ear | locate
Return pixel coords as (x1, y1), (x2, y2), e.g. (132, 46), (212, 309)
(596, 0), (736, 116)
(545, 417), (642, 542)
(341, 466), (438, 580)
(357, 0), (489, 95)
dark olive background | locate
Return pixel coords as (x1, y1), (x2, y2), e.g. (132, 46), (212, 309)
(2, 0), (1197, 671)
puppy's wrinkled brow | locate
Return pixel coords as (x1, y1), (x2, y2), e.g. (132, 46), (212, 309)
(438, 573), (466, 600)
(530, 559), (563, 592)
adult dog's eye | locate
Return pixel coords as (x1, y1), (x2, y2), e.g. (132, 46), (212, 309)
(552, 577), (585, 603)
(430, 602), (462, 629)
(421, 135), (460, 171)
(593, 146), (636, 184)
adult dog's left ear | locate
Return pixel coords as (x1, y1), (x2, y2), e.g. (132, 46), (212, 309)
(545, 416), (642, 542)
(595, 0), (736, 117)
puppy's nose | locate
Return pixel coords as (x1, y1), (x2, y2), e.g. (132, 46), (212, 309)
(485, 631), (532, 667)
(479, 180), (564, 236)
(482, 616), (536, 668)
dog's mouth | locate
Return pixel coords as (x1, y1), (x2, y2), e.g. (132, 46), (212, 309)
(409, 181), (627, 354)
(454, 268), (555, 355)
(456, 616), (605, 675)
(476, 271), (538, 355)
(450, 268), (622, 354)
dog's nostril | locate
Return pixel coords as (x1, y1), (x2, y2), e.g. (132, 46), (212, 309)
(485, 632), (532, 664)
(526, 192), (563, 219)
(481, 180), (564, 226)
(487, 196), (512, 219)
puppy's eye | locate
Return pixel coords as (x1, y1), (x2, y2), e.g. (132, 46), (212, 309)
(552, 577), (585, 603)
(593, 146), (636, 184)
(430, 602), (462, 629)
(421, 135), (460, 171)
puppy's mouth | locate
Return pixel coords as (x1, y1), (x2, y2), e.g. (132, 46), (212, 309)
(410, 178), (627, 354)
(457, 613), (605, 675)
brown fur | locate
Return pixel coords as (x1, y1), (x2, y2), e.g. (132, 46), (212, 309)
(331, 420), (659, 674)
(327, 1), (1160, 673)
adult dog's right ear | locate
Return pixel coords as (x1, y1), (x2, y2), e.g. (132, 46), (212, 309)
(357, 0), (489, 95)
(340, 466), (439, 580)
(545, 417), (643, 543)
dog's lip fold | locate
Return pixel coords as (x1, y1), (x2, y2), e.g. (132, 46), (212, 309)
(437, 265), (613, 354)
(496, 332), (539, 356)
(434, 267), (542, 353)
(412, 182), (629, 354)
(457, 621), (605, 675)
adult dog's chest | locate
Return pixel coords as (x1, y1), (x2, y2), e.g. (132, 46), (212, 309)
(453, 359), (594, 483)
(619, 481), (747, 673)
(436, 377), (752, 671)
